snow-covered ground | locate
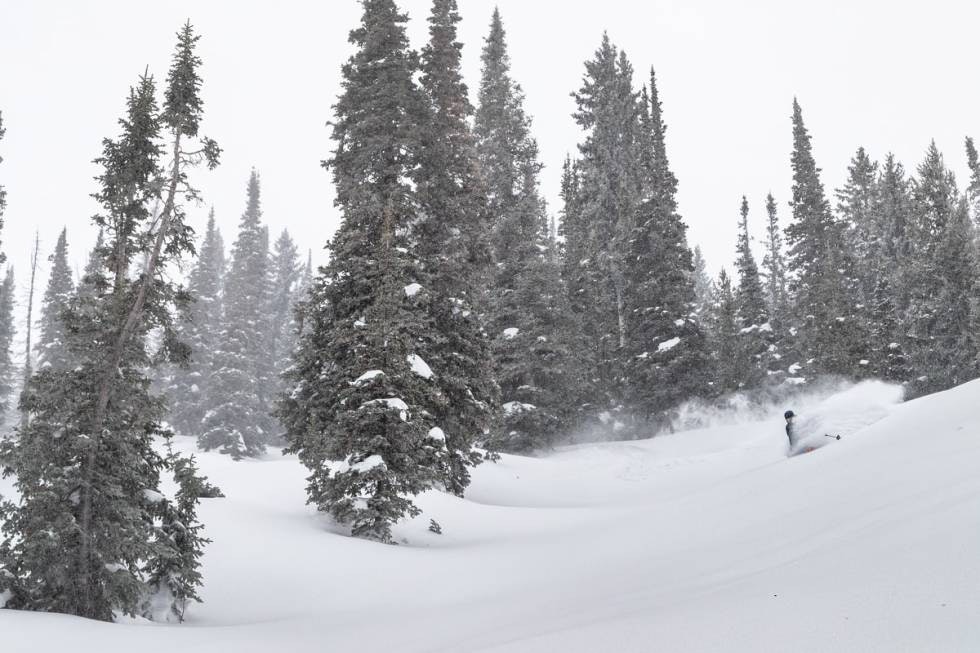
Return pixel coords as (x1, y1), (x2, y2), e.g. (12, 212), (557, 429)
(2, 379), (979, 652)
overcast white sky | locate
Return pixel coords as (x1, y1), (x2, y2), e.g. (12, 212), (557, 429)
(2, 0), (979, 304)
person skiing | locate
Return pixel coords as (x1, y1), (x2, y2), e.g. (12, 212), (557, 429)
(784, 410), (796, 448)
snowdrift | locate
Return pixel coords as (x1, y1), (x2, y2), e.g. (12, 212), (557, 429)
(1, 379), (978, 652)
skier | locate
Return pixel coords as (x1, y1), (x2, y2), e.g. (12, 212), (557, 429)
(784, 410), (796, 448)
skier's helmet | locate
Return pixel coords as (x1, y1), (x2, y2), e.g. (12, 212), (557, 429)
(784, 410), (795, 419)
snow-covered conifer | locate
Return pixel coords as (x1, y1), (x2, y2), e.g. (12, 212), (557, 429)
(623, 69), (710, 425)
(280, 0), (448, 542)
(167, 210), (224, 436)
(0, 24), (216, 620)
(200, 171), (271, 457)
(35, 228), (74, 371)
(475, 8), (577, 451)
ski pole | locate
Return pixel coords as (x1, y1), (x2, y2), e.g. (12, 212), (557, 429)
(824, 434), (841, 440)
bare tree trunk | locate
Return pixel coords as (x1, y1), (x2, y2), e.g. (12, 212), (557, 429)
(20, 230), (39, 429)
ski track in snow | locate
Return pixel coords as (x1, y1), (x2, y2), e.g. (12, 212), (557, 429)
(1, 380), (979, 652)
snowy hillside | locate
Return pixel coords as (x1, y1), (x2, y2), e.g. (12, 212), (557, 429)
(2, 379), (979, 652)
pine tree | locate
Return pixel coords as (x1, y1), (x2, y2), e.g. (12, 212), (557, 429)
(836, 147), (880, 300)
(166, 209), (224, 436)
(36, 228), (75, 371)
(409, 0), (499, 491)
(691, 245), (715, 318)
(0, 268), (15, 422)
(784, 99), (867, 378)
(876, 154), (914, 310)
(733, 196), (773, 389)
(761, 193), (789, 327)
(143, 451), (211, 622)
(707, 269), (739, 394)
(200, 171), (270, 458)
(622, 68), (710, 425)
(279, 0), (446, 543)
(965, 136), (980, 219)
(268, 229), (301, 414)
(906, 144), (978, 395)
(866, 270), (909, 382)
(475, 8), (577, 451)
(0, 24), (217, 621)
(565, 37), (641, 416)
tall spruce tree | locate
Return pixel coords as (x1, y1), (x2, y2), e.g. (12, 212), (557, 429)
(691, 245), (715, 319)
(267, 229), (301, 430)
(0, 268), (14, 422)
(280, 0), (448, 542)
(200, 171), (271, 457)
(564, 35), (642, 416)
(761, 193), (789, 328)
(0, 24), (217, 621)
(733, 196), (773, 389)
(622, 69), (710, 426)
(412, 0), (498, 492)
(784, 99), (867, 378)
(876, 154), (914, 311)
(836, 147), (881, 301)
(36, 228), (74, 371)
(707, 269), (740, 394)
(166, 209), (224, 436)
(906, 143), (978, 395)
(475, 8), (578, 451)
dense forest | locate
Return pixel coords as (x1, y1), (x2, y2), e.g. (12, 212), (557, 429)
(1, 0), (979, 623)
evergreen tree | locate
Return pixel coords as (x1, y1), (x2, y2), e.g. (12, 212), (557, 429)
(475, 8), (577, 451)
(965, 136), (980, 219)
(836, 147), (880, 300)
(691, 245), (715, 318)
(36, 228), (75, 371)
(876, 154), (914, 311)
(279, 0), (446, 542)
(143, 451), (211, 622)
(412, 0), (498, 491)
(268, 230), (301, 408)
(200, 171), (270, 458)
(166, 210), (224, 436)
(565, 35), (642, 415)
(784, 99), (867, 378)
(707, 269), (739, 394)
(866, 269), (909, 382)
(0, 268), (15, 421)
(733, 196), (773, 388)
(0, 24), (217, 621)
(906, 144), (978, 395)
(761, 193), (789, 327)
(622, 68), (710, 425)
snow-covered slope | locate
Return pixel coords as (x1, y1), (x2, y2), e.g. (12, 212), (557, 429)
(2, 380), (978, 652)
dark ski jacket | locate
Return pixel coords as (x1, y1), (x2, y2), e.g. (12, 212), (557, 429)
(785, 421), (795, 447)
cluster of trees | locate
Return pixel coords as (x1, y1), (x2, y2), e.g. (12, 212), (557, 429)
(1, 0), (979, 624)
(0, 23), (218, 623)
(281, 0), (980, 547)
(700, 101), (980, 401)
(162, 172), (311, 459)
